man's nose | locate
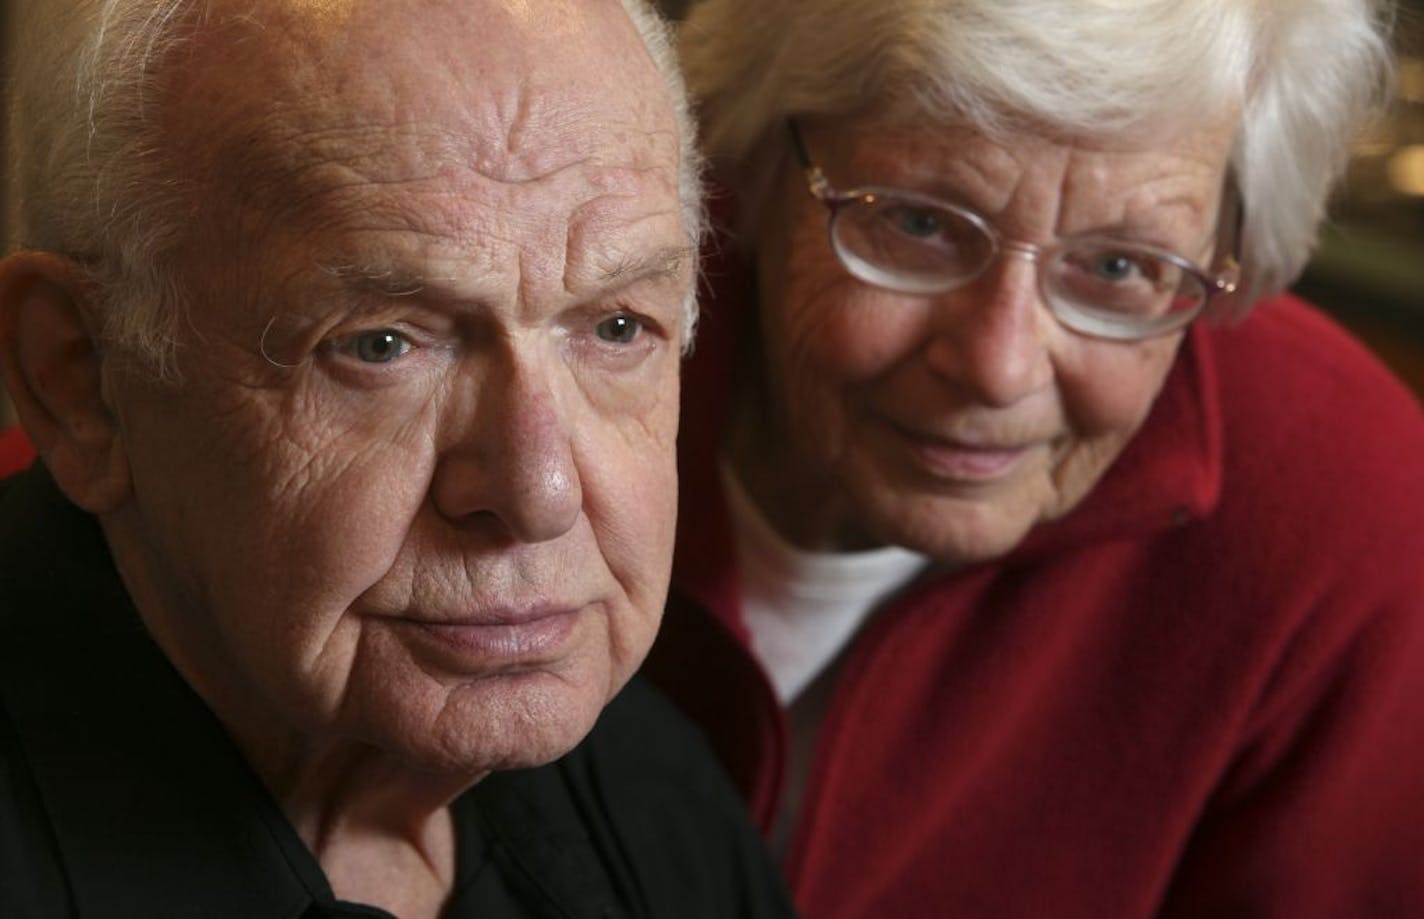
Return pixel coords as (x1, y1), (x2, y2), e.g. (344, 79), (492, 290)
(923, 252), (1053, 406)
(431, 358), (582, 543)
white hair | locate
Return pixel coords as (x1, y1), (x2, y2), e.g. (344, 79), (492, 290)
(5, 0), (202, 376)
(620, 0), (708, 346)
(3, 0), (704, 376)
(680, 0), (1392, 313)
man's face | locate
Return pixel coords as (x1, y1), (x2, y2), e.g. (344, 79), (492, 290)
(103, 0), (692, 775)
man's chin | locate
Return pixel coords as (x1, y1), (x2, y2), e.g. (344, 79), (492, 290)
(382, 669), (613, 776)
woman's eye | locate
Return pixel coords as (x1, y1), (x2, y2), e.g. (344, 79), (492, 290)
(594, 314), (643, 344)
(1089, 253), (1141, 282)
(342, 329), (412, 363)
(889, 207), (943, 239)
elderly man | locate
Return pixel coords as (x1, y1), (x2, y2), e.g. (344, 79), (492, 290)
(0, 0), (793, 916)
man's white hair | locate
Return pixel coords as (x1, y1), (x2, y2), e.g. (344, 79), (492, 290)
(680, 0), (1392, 312)
(3, 0), (704, 376)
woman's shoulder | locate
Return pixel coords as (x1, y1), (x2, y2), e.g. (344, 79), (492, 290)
(1208, 294), (1421, 433)
(1206, 295), (1422, 484)
(1199, 293), (1424, 588)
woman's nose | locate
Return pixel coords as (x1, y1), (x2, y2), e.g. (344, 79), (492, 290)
(923, 253), (1053, 406)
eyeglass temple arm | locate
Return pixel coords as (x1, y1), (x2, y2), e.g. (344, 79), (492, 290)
(1213, 184), (1245, 295)
(786, 118), (832, 199)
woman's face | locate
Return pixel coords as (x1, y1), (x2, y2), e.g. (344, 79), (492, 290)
(739, 116), (1235, 559)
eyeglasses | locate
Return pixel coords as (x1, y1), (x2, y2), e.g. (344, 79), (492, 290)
(787, 119), (1240, 341)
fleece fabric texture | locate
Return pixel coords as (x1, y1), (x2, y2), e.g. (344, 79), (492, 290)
(0, 427), (33, 479)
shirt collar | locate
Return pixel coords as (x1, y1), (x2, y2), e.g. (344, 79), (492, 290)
(0, 468), (337, 917)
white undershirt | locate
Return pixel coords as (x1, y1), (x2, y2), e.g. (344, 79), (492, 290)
(721, 462), (928, 855)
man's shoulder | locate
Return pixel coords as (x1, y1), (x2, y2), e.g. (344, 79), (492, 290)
(0, 677), (74, 915)
(585, 675), (729, 774)
(0, 466), (120, 639)
(511, 674), (757, 825)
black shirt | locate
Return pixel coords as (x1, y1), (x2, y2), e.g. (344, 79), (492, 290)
(0, 466), (795, 918)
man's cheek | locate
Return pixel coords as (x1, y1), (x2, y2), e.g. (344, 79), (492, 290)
(613, 373), (682, 453)
(260, 383), (442, 483)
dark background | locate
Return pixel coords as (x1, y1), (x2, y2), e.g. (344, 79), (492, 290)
(1, 1), (1420, 425)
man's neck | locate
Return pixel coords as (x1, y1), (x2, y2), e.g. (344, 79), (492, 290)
(246, 729), (475, 918)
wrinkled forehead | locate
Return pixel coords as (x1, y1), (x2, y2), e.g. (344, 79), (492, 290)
(167, 0), (675, 193)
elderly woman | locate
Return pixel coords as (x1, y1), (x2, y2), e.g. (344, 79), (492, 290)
(645, 0), (1424, 915)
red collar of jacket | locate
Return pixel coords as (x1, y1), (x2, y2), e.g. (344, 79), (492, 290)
(0, 426), (37, 479)
(671, 243), (1228, 640)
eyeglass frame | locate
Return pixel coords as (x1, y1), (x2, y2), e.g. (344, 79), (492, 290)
(785, 118), (1242, 342)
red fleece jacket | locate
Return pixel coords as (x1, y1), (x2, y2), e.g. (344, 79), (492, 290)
(0, 427), (35, 479)
(644, 283), (1424, 917)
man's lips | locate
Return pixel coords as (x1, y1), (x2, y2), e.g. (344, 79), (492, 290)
(386, 605), (584, 663)
(396, 603), (581, 628)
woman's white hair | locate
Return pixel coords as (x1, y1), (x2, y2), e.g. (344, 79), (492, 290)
(3, 0), (703, 377)
(680, 0), (1392, 312)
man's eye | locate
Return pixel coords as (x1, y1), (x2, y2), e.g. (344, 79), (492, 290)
(594, 314), (642, 344)
(342, 329), (412, 363)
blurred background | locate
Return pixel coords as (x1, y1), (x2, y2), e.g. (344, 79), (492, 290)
(1, 0), (1421, 427)
(1293, 0), (1424, 395)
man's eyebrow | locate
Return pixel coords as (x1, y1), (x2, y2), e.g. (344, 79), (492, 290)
(596, 245), (696, 286)
(310, 246), (694, 304)
(320, 261), (442, 297)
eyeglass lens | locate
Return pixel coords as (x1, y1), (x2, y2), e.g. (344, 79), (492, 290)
(830, 192), (1208, 324)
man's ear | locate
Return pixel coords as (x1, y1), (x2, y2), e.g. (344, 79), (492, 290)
(0, 252), (131, 512)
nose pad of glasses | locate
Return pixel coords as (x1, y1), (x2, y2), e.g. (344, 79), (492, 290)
(999, 240), (1043, 262)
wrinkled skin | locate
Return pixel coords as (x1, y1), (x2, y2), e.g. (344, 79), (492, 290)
(100, 0), (690, 817)
(734, 116), (1235, 559)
